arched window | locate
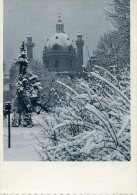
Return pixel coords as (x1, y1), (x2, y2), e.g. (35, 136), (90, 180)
(53, 44), (60, 50)
(70, 60), (72, 68)
(69, 45), (73, 51)
(55, 45), (58, 50)
(53, 44), (61, 51)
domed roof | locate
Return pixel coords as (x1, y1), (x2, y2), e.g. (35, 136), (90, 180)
(46, 32), (73, 49)
(45, 16), (75, 50)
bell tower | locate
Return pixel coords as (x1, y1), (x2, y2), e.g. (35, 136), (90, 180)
(76, 32), (84, 72)
(25, 34), (34, 61)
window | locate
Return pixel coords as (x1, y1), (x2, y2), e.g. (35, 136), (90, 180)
(69, 45), (72, 51)
(55, 45), (58, 50)
(53, 44), (60, 50)
(53, 44), (58, 50)
(55, 60), (59, 68)
(70, 60), (72, 68)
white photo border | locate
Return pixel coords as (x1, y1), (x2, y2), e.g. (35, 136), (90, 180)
(0, 0), (137, 194)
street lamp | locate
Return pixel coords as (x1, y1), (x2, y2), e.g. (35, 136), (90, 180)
(5, 102), (11, 148)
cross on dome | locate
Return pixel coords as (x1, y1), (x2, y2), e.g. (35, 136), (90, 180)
(58, 14), (62, 22)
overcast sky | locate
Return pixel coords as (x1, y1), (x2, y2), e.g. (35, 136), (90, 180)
(4, 0), (113, 71)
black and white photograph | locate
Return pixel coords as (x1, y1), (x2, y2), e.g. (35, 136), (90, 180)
(3, 0), (130, 161)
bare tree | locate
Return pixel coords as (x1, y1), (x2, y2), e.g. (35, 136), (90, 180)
(94, 0), (130, 78)
(106, 0), (130, 68)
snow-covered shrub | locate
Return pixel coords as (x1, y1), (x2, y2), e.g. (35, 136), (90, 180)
(30, 60), (78, 111)
(38, 69), (130, 161)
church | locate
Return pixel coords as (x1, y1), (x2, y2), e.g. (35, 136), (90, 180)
(26, 16), (84, 73)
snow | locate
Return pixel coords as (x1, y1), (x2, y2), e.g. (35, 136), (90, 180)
(37, 69), (130, 161)
(3, 114), (44, 161)
(57, 80), (79, 95)
(29, 75), (38, 80)
(50, 120), (92, 132)
(117, 115), (130, 138)
(85, 103), (118, 146)
(3, 60), (130, 161)
(46, 33), (73, 49)
(89, 72), (130, 105)
(94, 65), (118, 84)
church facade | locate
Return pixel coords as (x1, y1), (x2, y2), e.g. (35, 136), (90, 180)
(24, 16), (84, 73)
(42, 16), (84, 73)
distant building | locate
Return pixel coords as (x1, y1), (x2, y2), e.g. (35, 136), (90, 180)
(25, 34), (34, 62)
(9, 61), (19, 101)
(3, 63), (10, 103)
(42, 16), (84, 73)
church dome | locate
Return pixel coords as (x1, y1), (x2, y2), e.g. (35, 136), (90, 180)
(43, 16), (77, 73)
(46, 32), (73, 49)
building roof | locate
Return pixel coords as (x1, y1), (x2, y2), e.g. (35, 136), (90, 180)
(45, 16), (75, 50)
(45, 32), (74, 49)
(27, 33), (32, 37)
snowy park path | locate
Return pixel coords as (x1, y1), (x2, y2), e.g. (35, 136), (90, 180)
(3, 114), (45, 161)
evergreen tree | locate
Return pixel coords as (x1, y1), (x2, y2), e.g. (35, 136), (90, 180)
(12, 42), (43, 127)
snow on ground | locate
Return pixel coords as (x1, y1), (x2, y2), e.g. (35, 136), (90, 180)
(3, 113), (45, 161)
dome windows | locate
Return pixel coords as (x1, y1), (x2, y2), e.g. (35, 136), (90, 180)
(46, 33), (74, 49)
(53, 44), (60, 50)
